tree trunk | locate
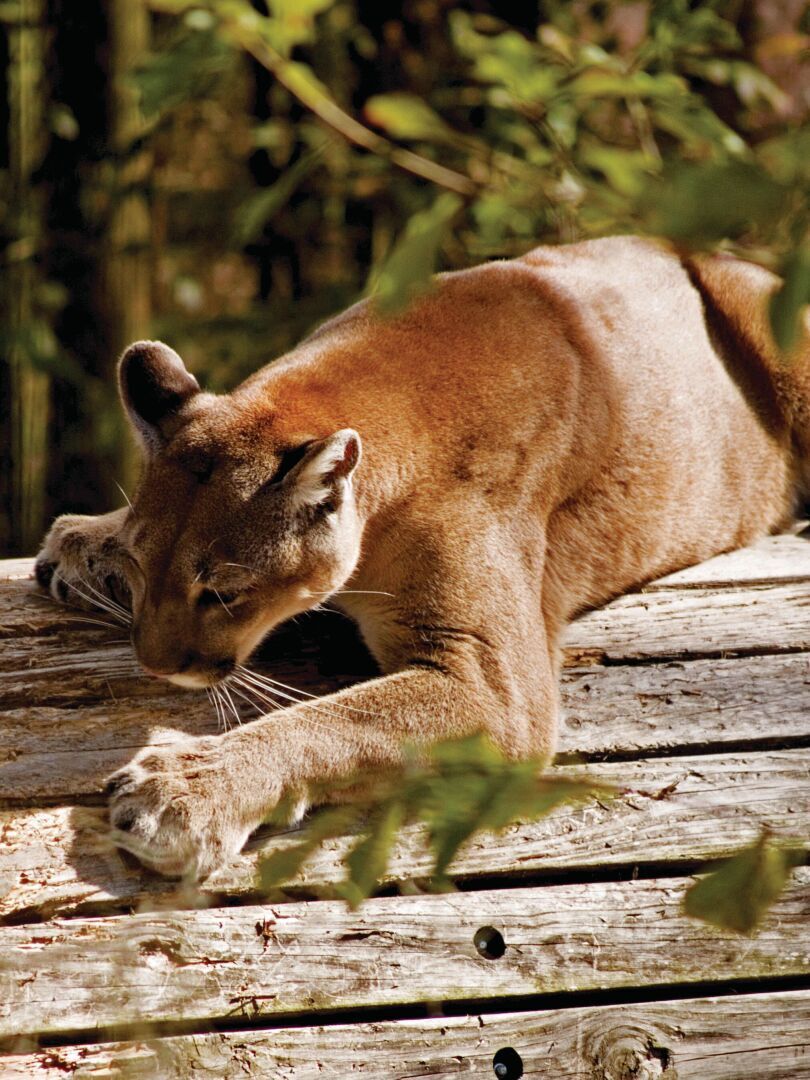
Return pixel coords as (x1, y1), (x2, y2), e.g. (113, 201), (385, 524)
(0, 0), (49, 556)
(42, 0), (150, 533)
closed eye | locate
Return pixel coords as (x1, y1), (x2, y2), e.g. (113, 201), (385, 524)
(199, 587), (243, 608)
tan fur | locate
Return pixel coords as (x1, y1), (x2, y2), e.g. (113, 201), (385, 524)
(37, 236), (810, 878)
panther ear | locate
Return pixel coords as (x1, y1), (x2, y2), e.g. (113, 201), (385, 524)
(119, 340), (200, 451)
(288, 429), (361, 511)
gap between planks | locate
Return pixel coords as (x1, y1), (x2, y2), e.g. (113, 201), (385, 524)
(1, 747), (807, 923)
(1, 869), (809, 1044)
(4, 990), (810, 1079)
(3, 650), (810, 805)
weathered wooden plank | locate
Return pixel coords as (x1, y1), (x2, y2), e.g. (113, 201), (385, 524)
(0, 558), (35, 583)
(1, 870), (808, 1041)
(0, 636), (165, 710)
(0, 578), (86, 639)
(565, 582), (810, 663)
(559, 652), (810, 758)
(4, 652), (807, 804)
(5, 991), (810, 1078)
(2, 749), (807, 923)
(648, 522), (810, 589)
(0, 697), (219, 803)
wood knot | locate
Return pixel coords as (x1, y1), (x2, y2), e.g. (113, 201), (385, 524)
(586, 1023), (674, 1080)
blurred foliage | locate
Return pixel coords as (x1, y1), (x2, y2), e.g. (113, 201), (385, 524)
(2, 0), (809, 549)
(259, 732), (614, 907)
(684, 829), (806, 935)
(259, 733), (806, 935)
(139, 0), (810, 338)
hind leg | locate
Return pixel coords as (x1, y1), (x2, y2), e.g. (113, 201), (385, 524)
(35, 508), (132, 614)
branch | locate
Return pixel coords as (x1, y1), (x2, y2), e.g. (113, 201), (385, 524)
(227, 19), (479, 198)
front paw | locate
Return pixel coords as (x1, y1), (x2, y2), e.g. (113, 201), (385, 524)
(36, 513), (130, 613)
(106, 738), (269, 879)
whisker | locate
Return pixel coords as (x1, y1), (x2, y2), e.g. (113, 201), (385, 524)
(230, 675), (345, 738)
(115, 481), (134, 513)
(56, 575), (130, 626)
(81, 578), (130, 622)
(232, 669), (306, 709)
(330, 589), (396, 598)
(238, 665), (377, 718)
(215, 685), (232, 733)
(226, 680), (282, 717)
(233, 669), (364, 734)
(208, 686), (226, 733)
(62, 615), (123, 631)
(75, 575), (131, 622)
(227, 676), (285, 715)
(219, 682), (243, 727)
(211, 587), (234, 618)
(307, 589), (396, 603)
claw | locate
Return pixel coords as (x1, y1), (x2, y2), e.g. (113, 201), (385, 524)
(112, 808), (137, 832)
(34, 559), (55, 590)
(104, 772), (128, 798)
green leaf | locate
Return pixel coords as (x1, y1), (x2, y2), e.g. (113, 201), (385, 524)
(370, 193), (462, 315)
(770, 246), (810, 354)
(757, 127), (810, 185)
(267, 0), (337, 52)
(642, 161), (785, 243)
(233, 145), (325, 244)
(684, 832), (805, 935)
(421, 735), (612, 881)
(269, 0), (336, 17)
(449, 13), (559, 102)
(651, 101), (747, 156)
(579, 145), (653, 198)
(569, 70), (685, 100)
(729, 61), (789, 111)
(471, 194), (540, 246)
(134, 28), (234, 119)
(257, 805), (360, 892)
(364, 93), (452, 142)
(339, 799), (405, 909)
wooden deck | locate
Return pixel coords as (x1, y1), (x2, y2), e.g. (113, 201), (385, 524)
(1, 528), (809, 1078)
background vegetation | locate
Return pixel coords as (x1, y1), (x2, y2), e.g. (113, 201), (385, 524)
(1, 0), (809, 556)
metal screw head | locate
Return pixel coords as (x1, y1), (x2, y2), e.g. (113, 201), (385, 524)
(492, 1047), (523, 1079)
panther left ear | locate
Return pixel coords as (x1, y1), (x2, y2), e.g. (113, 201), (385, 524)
(119, 340), (201, 452)
(288, 429), (361, 510)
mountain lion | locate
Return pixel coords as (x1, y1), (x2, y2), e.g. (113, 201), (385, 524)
(35, 236), (810, 879)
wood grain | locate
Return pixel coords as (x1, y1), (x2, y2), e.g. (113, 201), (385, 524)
(1, 870), (808, 1042)
(1, 534), (808, 1066)
(564, 581), (810, 663)
(559, 651), (810, 758)
(5, 991), (810, 1078)
(2, 749), (807, 922)
(3, 651), (808, 804)
(0, 559), (36, 583)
